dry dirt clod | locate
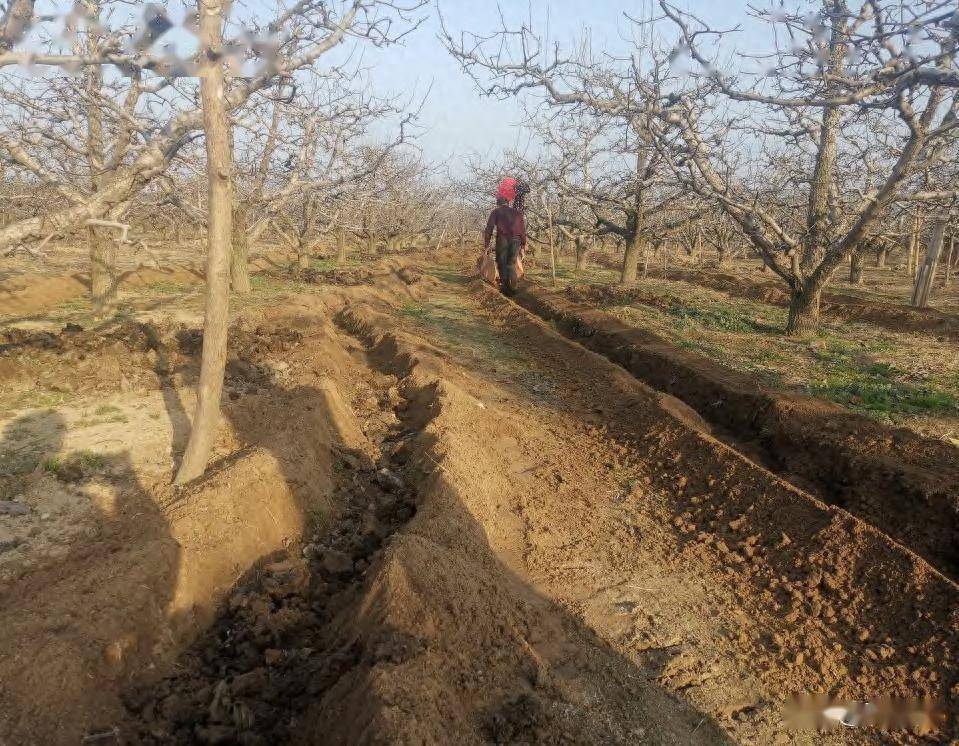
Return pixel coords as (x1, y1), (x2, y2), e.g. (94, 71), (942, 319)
(319, 547), (354, 576)
(0, 500), (29, 516)
(375, 467), (404, 491)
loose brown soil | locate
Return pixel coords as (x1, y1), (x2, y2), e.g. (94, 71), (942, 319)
(0, 255), (955, 744)
(514, 283), (959, 581)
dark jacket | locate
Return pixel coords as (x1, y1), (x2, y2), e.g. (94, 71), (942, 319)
(484, 205), (526, 251)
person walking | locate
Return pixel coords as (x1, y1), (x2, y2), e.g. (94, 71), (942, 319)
(483, 178), (528, 296)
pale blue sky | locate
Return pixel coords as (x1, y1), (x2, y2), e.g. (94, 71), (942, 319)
(24, 0), (768, 169)
(348, 1), (767, 169)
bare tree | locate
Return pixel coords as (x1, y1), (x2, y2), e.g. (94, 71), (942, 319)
(0, 0), (425, 482)
(657, 0), (959, 333)
(176, 0), (234, 484)
(441, 5), (695, 285)
(0, 0), (425, 252)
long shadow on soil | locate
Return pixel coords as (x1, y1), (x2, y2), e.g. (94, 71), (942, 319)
(122, 322), (730, 744)
(0, 409), (182, 746)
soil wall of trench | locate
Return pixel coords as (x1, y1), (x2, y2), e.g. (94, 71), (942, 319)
(286, 294), (959, 742)
(131, 279), (958, 742)
(472, 282), (958, 734)
(514, 284), (959, 582)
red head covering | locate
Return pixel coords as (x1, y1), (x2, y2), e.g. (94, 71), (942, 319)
(496, 177), (518, 203)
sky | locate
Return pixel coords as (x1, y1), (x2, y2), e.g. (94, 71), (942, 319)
(340, 0), (768, 171)
(21, 0), (769, 172)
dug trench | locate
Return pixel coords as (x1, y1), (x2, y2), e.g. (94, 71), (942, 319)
(0, 301), (380, 744)
(513, 283), (959, 581)
(2, 260), (957, 743)
(121, 318), (422, 743)
(120, 296), (737, 744)
(585, 259), (959, 342)
(458, 277), (957, 738)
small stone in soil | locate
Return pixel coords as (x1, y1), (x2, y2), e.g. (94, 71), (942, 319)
(264, 648), (284, 666)
(262, 558), (310, 598)
(0, 500), (29, 516)
(375, 468), (404, 491)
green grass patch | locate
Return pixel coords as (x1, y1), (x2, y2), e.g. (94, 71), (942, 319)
(665, 303), (757, 333)
(400, 296), (531, 374)
(21, 390), (67, 409)
(810, 372), (957, 416)
(55, 297), (89, 312)
(42, 450), (107, 479)
(75, 413), (128, 428)
(247, 274), (313, 297)
(602, 277), (959, 427)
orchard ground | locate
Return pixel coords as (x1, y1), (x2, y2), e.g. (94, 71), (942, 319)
(0, 241), (956, 744)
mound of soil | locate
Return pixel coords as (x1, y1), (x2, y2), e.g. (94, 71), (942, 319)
(0, 304), (365, 744)
(3, 257), (957, 743)
(515, 285), (959, 582)
(119, 300), (731, 745)
(296, 266), (377, 286)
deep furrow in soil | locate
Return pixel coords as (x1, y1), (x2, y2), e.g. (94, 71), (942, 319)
(512, 283), (959, 582)
(454, 278), (958, 742)
(122, 319), (424, 743)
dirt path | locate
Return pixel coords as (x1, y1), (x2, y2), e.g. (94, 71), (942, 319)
(1, 259), (954, 743)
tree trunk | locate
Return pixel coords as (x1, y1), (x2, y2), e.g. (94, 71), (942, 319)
(911, 218), (946, 308)
(849, 251), (864, 285)
(541, 196), (557, 286)
(620, 233), (642, 285)
(574, 237), (588, 273)
(367, 234), (376, 254)
(175, 0), (233, 485)
(785, 283), (822, 335)
(942, 235), (954, 288)
(88, 226), (117, 316)
(296, 242), (310, 269)
(908, 210), (923, 278)
(336, 228), (347, 265)
(230, 200), (251, 294)
(875, 246), (887, 268)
